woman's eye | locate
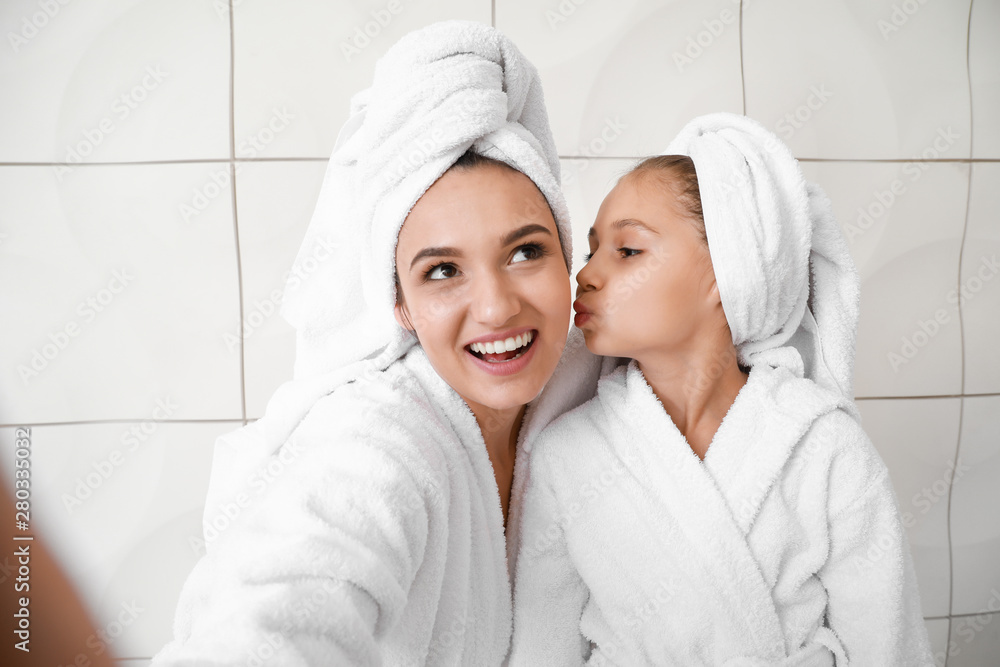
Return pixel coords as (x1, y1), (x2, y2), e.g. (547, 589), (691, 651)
(582, 252), (594, 263)
(425, 263), (458, 280)
(618, 247), (642, 258)
(511, 243), (545, 264)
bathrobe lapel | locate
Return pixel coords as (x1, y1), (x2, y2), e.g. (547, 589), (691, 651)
(605, 362), (840, 660)
(701, 364), (843, 535)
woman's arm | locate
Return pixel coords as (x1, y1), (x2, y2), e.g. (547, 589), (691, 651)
(509, 443), (590, 667)
(153, 421), (436, 666)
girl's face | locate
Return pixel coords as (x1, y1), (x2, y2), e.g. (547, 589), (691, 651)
(394, 164), (571, 414)
(574, 173), (721, 362)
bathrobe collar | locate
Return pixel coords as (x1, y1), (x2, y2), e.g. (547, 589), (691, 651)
(595, 359), (844, 659)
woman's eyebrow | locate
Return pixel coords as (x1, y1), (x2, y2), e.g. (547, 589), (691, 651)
(500, 223), (553, 247)
(409, 246), (462, 270)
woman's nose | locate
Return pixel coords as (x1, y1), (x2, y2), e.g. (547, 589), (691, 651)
(469, 271), (522, 326)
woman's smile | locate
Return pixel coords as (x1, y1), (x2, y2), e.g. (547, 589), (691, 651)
(464, 327), (539, 376)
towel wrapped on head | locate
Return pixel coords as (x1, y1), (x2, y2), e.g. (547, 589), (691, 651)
(283, 19), (573, 383)
(665, 112), (860, 409)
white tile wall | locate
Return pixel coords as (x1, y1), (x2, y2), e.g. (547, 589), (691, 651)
(1, 0), (996, 662)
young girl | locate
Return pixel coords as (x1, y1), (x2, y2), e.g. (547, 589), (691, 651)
(509, 113), (934, 666)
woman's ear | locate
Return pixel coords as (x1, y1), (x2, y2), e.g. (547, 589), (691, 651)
(394, 302), (414, 331)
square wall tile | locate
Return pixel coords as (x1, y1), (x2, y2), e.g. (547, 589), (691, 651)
(0, 0), (229, 162)
(232, 0), (491, 159)
(498, 0), (743, 158)
(800, 161), (968, 398)
(970, 0), (1000, 158)
(857, 397), (961, 617)
(743, 0), (971, 159)
(560, 158), (633, 283)
(924, 617), (949, 667)
(951, 395), (1000, 616)
(0, 164), (242, 424)
(949, 611), (1000, 667)
(0, 422), (234, 660)
(960, 163), (1000, 395)
(236, 160), (328, 418)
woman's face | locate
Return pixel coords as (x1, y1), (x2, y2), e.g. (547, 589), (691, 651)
(394, 164), (571, 414)
(573, 173), (721, 362)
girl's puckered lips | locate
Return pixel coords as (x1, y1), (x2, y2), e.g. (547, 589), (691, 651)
(572, 299), (593, 327)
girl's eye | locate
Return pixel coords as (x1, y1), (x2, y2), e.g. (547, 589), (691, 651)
(618, 247), (642, 259)
(511, 242), (548, 264)
(425, 263), (458, 280)
(582, 252), (594, 263)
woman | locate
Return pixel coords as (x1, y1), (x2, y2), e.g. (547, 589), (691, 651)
(152, 21), (606, 666)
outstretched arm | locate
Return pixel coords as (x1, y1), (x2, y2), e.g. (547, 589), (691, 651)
(153, 424), (438, 667)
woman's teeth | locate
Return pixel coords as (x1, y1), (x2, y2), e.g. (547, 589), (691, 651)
(469, 331), (534, 355)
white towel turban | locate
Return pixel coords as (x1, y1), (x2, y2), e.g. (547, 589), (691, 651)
(665, 113), (861, 405)
(281, 19), (572, 383)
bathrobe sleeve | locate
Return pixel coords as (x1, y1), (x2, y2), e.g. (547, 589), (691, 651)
(152, 396), (439, 667)
(815, 412), (934, 666)
(509, 432), (591, 667)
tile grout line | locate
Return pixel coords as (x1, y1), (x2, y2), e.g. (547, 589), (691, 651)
(2, 158), (999, 167)
(738, 0), (746, 116)
(491, 0), (495, 27)
(0, 419), (245, 428)
(943, 1), (976, 645)
(854, 392), (999, 401)
(228, 0), (247, 426)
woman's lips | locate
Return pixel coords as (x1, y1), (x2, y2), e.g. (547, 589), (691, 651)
(464, 329), (538, 377)
(573, 300), (592, 327)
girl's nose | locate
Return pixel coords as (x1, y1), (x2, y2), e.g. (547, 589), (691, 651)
(576, 257), (600, 294)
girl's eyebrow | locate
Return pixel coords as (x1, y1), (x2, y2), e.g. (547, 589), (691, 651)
(612, 218), (660, 235)
(409, 246), (462, 271)
(588, 218), (660, 239)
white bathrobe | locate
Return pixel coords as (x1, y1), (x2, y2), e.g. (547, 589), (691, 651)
(153, 343), (590, 667)
(510, 360), (934, 666)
